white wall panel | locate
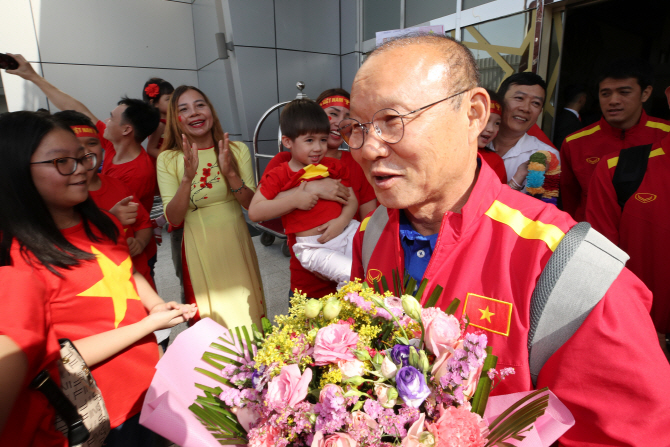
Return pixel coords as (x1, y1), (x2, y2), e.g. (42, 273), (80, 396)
(227, 0), (275, 48)
(234, 46), (278, 141)
(0, 0), (41, 61)
(274, 1), (340, 54)
(340, 52), (359, 94)
(40, 63), (197, 120)
(193, 0), (220, 69)
(29, 0), (196, 70)
(0, 62), (49, 112)
(276, 50), (340, 102)
(197, 59), (241, 137)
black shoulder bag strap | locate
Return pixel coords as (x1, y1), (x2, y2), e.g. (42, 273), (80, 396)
(611, 143), (653, 209)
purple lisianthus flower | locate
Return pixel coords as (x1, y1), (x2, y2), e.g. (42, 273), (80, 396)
(390, 344), (410, 367)
(251, 365), (266, 391)
(395, 366), (431, 408)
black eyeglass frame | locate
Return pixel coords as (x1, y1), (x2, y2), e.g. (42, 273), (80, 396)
(30, 153), (98, 176)
(338, 89), (469, 149)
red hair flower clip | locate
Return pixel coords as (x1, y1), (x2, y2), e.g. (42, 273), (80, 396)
(144, 83), (160, 99)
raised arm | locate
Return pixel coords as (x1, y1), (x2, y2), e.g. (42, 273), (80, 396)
(158, 134), (199, 227)
(248, 182), (317, 222)
(6, 54), (98, 123)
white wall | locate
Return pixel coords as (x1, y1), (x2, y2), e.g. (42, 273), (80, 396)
(0, 0), (198, 118)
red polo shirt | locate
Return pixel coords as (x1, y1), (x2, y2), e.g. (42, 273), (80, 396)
(351, 160), (669, 446)
(560, 110), (670, 221)
(586, 133), (670, 333)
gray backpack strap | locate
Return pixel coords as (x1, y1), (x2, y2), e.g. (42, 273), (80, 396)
(528, 222), (629, 386)
(362, 205), (388, 274)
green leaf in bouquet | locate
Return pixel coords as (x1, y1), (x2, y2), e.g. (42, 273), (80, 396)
(444, 297), (461, 315)
(424, 285), (444, 308)
(395, 336), (410, 345)
(195, 383), (223, 395)
(251, 323), (264, 343)
(261, 317), (273, 336)
(202, 351), (243, 369)
(484, 387), (550, 447)
(351, 399), (365, 412)
(471, 347), (497, 417)
(405, 277), (417, 298)
(361, 282), (370, 290)
(373, 279), (381, 294)
(195, 367), (234, 388)
(239, 326), (255, 361)
(416, 278), (429, 303)
(381, 275), (390, 294)
(189, 402), (248, 445)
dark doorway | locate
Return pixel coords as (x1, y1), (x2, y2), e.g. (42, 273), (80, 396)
(556, 0), (670, 128)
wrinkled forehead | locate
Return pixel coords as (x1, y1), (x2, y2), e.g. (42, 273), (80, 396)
(350, 47), (450, 119)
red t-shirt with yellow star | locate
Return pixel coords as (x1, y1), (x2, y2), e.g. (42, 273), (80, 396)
(89, 174), (155, 289)
(0, 268), (66, 446)
(10, 216), (159, 429)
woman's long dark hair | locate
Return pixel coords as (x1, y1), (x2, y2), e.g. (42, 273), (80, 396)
(0, 111), (119, 274)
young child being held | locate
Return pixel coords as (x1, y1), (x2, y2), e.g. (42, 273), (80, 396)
(249, 99), (358, 288)
(477, 90), (507, 183)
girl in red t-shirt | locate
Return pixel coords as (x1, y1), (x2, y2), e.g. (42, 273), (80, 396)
(477, 93), (508, 183)
(0, 111), (196, 447)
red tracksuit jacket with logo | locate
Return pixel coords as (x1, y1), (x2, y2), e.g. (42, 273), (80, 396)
(351, 161), (670, 446)
(586, 133), (670, 333)
(560, 110), (670, 221)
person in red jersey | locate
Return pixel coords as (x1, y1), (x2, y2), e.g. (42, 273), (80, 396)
(586, 85), (670, 359)
(52, 110), (155, 290)
(0, 268), (65, 447)
(491, 72), (561, 191)
(344, 35), (670, 446)
(560, 59), (670, 221)
(477, 90), (507, 183)
(250, 99), (358, 289)
(0, 112), (196, 447)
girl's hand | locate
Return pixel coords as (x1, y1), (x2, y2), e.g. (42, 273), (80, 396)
(110, 196), (138, 226)
(151, 301), (198, 320)
(316, 217), (348, 243)
(218, 133), (235, 178)
(182, 134), (199, 182)
(144, 308), (188, 331)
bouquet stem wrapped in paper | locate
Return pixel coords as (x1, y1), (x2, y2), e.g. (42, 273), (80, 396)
(141, 274), (574, 446)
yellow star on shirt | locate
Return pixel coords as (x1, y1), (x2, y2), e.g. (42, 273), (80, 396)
(479, 306), (495, 323)
(77, 246), (141, 328)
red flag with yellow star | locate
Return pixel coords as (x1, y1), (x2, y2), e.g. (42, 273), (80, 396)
(463, 293), (513, 336)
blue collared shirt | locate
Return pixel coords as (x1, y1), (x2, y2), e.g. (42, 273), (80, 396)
(399, 211), (438, 287)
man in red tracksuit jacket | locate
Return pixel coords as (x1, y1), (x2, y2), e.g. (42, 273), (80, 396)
(560, 59), (670, 221)
(586, 86), (670, 358)
(346, 35), (670, 446)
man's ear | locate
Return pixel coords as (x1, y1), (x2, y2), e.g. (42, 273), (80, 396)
(641, 85), (653, 103)
(467, 88), (489, 145)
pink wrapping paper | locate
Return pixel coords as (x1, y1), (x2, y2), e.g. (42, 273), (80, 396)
(484, 389), (575, 446)
(140, 318), (234, 447)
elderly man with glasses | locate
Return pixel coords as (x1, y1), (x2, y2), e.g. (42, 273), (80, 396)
(345, 35), (670, 446)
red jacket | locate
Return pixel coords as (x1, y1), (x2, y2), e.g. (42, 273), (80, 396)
(560, 110), (670, 221)
(351, 161), (669, 446)
(586, 133), (670, 333)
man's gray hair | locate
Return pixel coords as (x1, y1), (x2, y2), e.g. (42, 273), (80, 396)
(366, 34), (480, 109)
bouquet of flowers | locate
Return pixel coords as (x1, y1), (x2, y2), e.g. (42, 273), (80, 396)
(179, 277), (572, 447)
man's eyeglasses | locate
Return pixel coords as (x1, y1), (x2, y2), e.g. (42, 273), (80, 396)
(337, 90), (468, 149)
(30, 153), (97, 176)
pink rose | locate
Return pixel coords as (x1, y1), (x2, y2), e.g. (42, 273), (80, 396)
(350, 410), (379, 430)
(374, 383), (397, 408)
(401, 413), (427, 447)
(431, 341), (463, 382)
(463, 363), (483, 399)
(313, 323), (359, 366)
(319, 383), (344, 403)
(311, 431), (357, 447)
(266, 364), (312, 409)
(231, 406), (261, 432)
(424, 313), (461, 357)
(338, 359), (365, 379)
(248, 422), (280, 447)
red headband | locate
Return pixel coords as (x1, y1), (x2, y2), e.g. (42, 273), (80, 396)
(319, 95), (350, 110)
(70, 125), (99, 139)
(145, 83), (160, 99)
(490, 100), (502, 116)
